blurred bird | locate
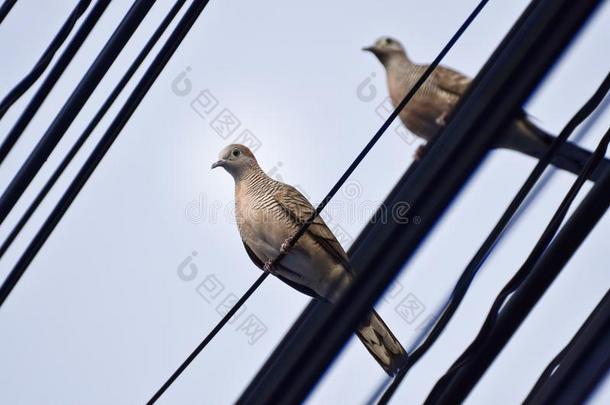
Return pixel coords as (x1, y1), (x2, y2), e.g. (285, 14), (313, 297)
(363, 36), (609, 181)
(212, 144), (406, 375)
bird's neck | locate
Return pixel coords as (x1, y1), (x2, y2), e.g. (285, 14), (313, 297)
(384, 52), (411, 72)
(234, 164), (272, 195)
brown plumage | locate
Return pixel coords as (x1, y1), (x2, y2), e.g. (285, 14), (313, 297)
(212, 144), (407, 375)
(364, 36), (610, 181)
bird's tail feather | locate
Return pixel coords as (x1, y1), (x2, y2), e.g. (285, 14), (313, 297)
(356, 310), (407, 376)
(500, 118), (609, 182)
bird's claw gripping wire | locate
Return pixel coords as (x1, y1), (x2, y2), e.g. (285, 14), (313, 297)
(263, 260), (276, 274)
(263, 237), (296, 274)
(435, 112), (448, 126)
(280, 236), (294, 254)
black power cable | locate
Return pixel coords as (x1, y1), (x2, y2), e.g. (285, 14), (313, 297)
(0, 0), (110, 164)
(524, 288), (610, 404)
(0, 0), (91, 122)
(525, 345), (569, 402)
(148, 1), (491, 402)
(0, 0), (187, 260)
(377, 71), (610, 404)
(425, 125), (610, 404)
(0, 0), (155, 226)
(524, 285), (610, 403)
(0, 0), (17, 25)
(0, 0), (211, 303)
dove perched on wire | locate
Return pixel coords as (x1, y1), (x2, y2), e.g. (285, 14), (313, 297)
(363, 36), (610, 181)
(212, 144), (406, 375)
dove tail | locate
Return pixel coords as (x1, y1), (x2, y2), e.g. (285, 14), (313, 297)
(500, 117), (610, 182)
(356, 310), (407, 376)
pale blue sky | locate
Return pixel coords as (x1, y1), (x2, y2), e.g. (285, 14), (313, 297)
(0, 1), (609, 404)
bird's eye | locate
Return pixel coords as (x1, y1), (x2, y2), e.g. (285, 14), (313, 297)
(385, 38), (392, 44)
(232, 149), (241, 157)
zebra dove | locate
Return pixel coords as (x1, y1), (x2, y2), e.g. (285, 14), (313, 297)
(363, 36), (609, 181)
(212, 144), (406, 375)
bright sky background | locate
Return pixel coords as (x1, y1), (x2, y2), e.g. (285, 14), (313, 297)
(0, 1), (609, 404)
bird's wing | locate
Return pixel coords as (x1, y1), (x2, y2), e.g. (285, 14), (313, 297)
(273, 185), (352, 271)
(431, 65), (471, 96)
(242, 239), (321, 298)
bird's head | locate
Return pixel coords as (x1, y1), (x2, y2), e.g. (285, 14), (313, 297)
(362, 36), (407, 65)
(211, 144), (259, 179)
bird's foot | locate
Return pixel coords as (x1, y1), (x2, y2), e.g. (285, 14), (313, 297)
(435, 112), (448, 126)
(280, 237), (294, 254)
(263, 260), (276, 274)
(413, 144), (428, 161)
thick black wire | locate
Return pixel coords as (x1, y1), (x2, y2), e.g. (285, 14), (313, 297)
(425, 123), (610, 404)
(524, 324), (585, 402)
(0, 0), (154, 228)
(0, 0), (187, 260)
(0, 0), (17, 25)
(0, 0), (91, 121)
(524, 287), (610, 403)
(377, 71), (610, 404)
(0, 0), (111, 165)
(149, 0), (490, 401)
(0, 0), (202, 308)
(526, 351), (566, 400)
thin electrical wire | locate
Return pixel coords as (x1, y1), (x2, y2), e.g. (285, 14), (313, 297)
(0, 0), (91, 121)
(0, 0), (188, 260)
(0, 0), (111, 165)
(147, 272), (268, 404)
(425, 123), (610, 404)
(376, 71), (610, 405)
(148, 0), (490, 401)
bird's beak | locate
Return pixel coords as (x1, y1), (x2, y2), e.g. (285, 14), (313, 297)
(362, 46), (375, 53)
(211, 159), (226, 169)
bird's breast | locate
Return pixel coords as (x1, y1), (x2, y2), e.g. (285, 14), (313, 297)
(235, 194), (294, 260)
(389, 78), (452, 141)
